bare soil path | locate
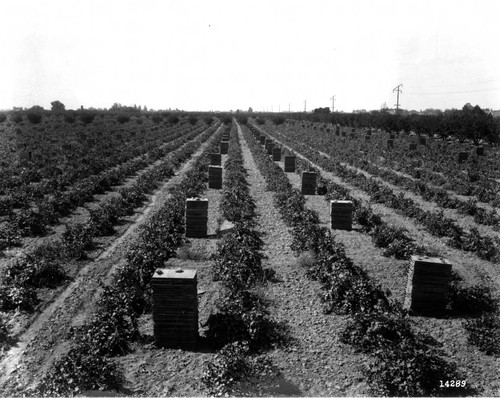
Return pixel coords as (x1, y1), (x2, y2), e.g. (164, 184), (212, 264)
(114, 151), (229, 397)
(238, 124), (369, 396)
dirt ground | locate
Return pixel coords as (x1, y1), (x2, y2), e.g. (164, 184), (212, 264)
(256, 123), (500, 396)
(2, 121), (500, 396)
(0, 127), (222, 395)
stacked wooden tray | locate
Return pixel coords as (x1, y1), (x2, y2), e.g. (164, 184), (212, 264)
(151, 268), (198, 349)
(330, 200), (353, 231)
(387, 139), (394, 148)
(403, 256), (452, 315)
(260, 136), (266, 145)
(301, 172), (316, 195)
(208, 166), (222, 189)
(272, 147), (281, 161)
(185, 198), (208, 238)
(284, 156), (296, 172)
(210, 153), (221, 166)
(266, 141), (274, 155)
(220, 141), (229, 154)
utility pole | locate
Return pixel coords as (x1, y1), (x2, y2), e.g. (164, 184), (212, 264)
(393, 84), (403, 114)
(288, 103), (290, 112)
(330, 95), (336, 112)
(304, 100), (307, 113)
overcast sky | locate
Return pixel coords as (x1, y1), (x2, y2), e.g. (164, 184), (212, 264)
(1, 0), (499, 112)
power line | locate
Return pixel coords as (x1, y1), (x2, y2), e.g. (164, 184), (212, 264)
(406, 87), (500, 95)
(403, 78), (500, 90)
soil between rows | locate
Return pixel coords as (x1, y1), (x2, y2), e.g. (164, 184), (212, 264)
(237, 124), (369, 396)
(256, 124), (500, 396)
(0, 126), (222, 395)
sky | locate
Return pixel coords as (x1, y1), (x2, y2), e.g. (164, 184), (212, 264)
(1, 0), (499, 112)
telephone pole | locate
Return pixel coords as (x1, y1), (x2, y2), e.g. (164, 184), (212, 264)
(304, 100), (307, 113)
(330, 95), (336, 112)
(393, 84), (403, 114)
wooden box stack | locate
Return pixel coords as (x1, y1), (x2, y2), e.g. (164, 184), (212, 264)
(284, 156), (296, 172)
(267, 140), (274, 155)
(272, 147), (281, 161)
(220, 141), (229, 154)
(409, 143), (417, 151)
(208, 166), (222, 189)
(403, 256), (452, 315)
(458, 151), (468, 163)
(330, 200), (353, 230)
(387, 139), (394, 148)
(210, 153), (221, 166)
(389, 134), (395, 140)
(419, 137), (427, 146)
(221, 132), (230, 141)
(185, 198), (208, 238)
(301, 172), (316, 195)
(260, 136), (266, 145)
(151, 268), (198, 349)
(364, 135), (370, 141)
(476, 146), (484, 156)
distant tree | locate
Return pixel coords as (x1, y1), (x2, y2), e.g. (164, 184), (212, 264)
(188, 115), (198, 125)
(248, 107), (253, 113)
(460, 104), (497, 145)
(26, 106), (44, 124)
(51, 100), (65, 113)
(313, 107), (331, 114)
(0, 114), (6, 123)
